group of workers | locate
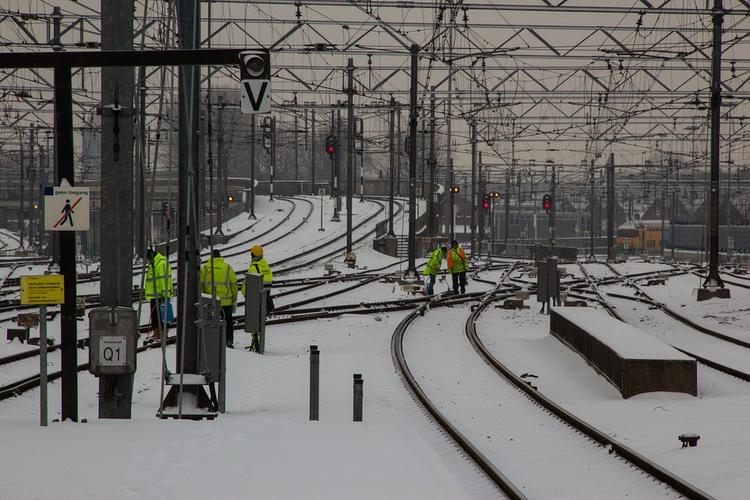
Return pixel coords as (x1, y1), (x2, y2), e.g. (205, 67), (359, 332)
(142, 238), (468, 347)
(144, 244), (273, 350)
(422, 240), (469, 296)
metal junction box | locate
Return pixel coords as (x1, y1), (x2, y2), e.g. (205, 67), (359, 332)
(244, 273), (266, 334)
(88, 306), (138, 376)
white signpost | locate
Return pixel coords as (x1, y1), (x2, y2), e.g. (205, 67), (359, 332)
(240, 79), (271, 114)
(44, 185), (90, 231)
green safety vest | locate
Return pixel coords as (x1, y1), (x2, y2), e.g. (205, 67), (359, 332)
(242, 257), (273, 296)
(422, 248), (443, 276)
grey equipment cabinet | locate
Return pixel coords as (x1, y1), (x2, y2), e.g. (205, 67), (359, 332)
(88, 306), (138, 376)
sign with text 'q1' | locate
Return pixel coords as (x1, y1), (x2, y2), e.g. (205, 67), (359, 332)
(44, 185), (90, 231)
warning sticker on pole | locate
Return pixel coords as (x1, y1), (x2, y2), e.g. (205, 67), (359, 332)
(44, 186), (90, 231)
(20, 275), (65, 305)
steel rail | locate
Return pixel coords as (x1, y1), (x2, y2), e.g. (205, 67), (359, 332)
(390, 292), (526, 500)
(465, 292), (715, 500)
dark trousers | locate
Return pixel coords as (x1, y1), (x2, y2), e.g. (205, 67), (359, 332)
(451, 272), (467, 294)
(221, 305), (235, 347)
(425, 274), (437, 295)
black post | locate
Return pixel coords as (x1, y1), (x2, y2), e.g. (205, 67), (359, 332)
(309, 346), (319, 421)
(504, 170), (510, 251)
(249, 115), (256, 218)
(346, 58), (355, 254)
(18, 129), (25, 249)
(550, 164), (556, 253)
(332, 105), (341, 221)
(311, 109), (316, 194)
(470, 118), (477, 257)
(270, 116), (276, 201)
(294, 97), (299, 182)
(477, 152), (484, 258)
(406, 43), (419, 278)
(136, 64), (146, 259)
(353, 374), (363, 422)
(701, 0), (727, 295)
(607, 153), (615, 261)
(427, 89), (436, 237)
(55, 63), (78, 421)
(589, 160), (595, 259)
(420, 101), (426, 200)
(388, 96), (396, 236)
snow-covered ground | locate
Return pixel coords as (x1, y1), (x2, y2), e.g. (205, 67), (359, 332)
(1, 196), (748, 500)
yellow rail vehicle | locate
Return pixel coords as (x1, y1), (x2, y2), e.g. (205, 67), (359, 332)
(615, 221), (663, 254)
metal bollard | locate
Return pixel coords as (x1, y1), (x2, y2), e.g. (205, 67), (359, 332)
(309, 346), (319, 421)
(353, 373), (363, 422)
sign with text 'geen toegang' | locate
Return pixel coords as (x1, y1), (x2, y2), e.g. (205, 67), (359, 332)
(44, 186), (90, 231)
(20, 275), (65, 305)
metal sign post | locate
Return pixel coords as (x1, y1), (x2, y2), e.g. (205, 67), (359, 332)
(20, 275), (64, 426)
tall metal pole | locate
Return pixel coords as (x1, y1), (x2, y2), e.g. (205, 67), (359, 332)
(420, 101), (426, 200)
(346, 58), (355, 254)
(332, 105), (341, 221)
(329, 110), (335, 194)
(136, 64), (146, 259)
(294, 98), (299, 181)
(311, 109), (316, 193)
(550, 164), (556, 252)
(54, 64), (78, 421)
(470, 118), (477, 256)
(388, 95), (395, 236)
(217, 96), (225, 232)
(99, 0), (135, 418)
(589, 159), (595, 259)
(396, 103), (402, 196)
(176, 0), (201, 377)
(406, 44), (419, 278)
(702, 0), (727, 293)
(504, 170), (510, 252)
(249, 115), (256, 218)
(270, 116), (276, 201)
(477, 152), (484, 257)
(18, 129), (25, 249)
(607, 152), (615, 261)
(446, 57), (453, 240)
(427, 89), (436, 237)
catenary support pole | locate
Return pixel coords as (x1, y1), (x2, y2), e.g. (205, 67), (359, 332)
(550, 164), (556, 253)
(249, 115), (256, 218)
(504, 170), (510, 252)
(100, 0), (135, 418)
(19, 130), (25, 248)
(427, 89), (436, 237)
(589, 159), (595, 259)
(332, 105), (341, 221)
(388, 95), (396, 236)
(55, 63), (77, 421)
(270, 116), (276, 201)
(39, 305), (48, 426)
(346, 58), (355, 254)
(176, 0), (201, 379)
(311, 109), (316, 193)
(477, 152), (484, 257)
(607, 152), (615, 261)
(470, 118), (477, 257)
(406, 43), (419, 278)
(701, 0), (727, 295)
(396, 103), (402, 196)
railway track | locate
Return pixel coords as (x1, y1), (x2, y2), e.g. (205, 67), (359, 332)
(577, 262), (750, 383)
(463, 286), (713, 499)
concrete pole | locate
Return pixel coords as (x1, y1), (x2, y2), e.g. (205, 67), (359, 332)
(99, 0), (135, 419)
(18, 129), (25, 249)
(470, 119), (476, 256)
(396, 104), (402, 196)
(589, 159), (595, 259)
(607, 153), (615, 261)
(427, 89), (436, 237)
(332, 106), (341, 221)
(477, 152), (484, 258)
(311, 109), (316, 193)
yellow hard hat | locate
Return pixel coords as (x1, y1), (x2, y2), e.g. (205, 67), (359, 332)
(250, 245), (263, 257)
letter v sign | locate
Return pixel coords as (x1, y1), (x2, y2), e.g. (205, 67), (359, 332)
(240, 79), (271, 114)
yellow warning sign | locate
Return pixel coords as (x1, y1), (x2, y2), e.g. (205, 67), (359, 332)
(20, 275), (65, 305)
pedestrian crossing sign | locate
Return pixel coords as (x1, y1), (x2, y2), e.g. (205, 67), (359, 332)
(44, 186), (90, 231)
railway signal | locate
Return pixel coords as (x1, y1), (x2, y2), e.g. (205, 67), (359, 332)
(482, 194), (491, 213)
(325, 135), (337, 158)
(262, 117), (272, 153)
(449, 185), (460, 194)
(543, 193), (552, 214)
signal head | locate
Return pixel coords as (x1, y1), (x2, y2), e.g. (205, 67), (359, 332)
(239, 50), (270, 80)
